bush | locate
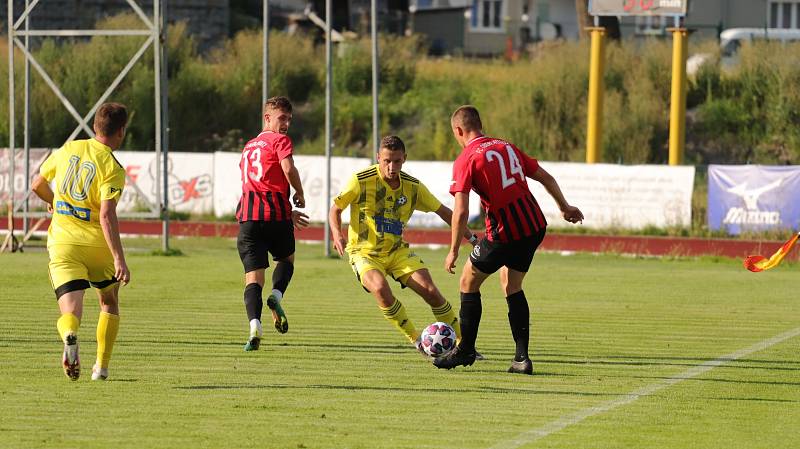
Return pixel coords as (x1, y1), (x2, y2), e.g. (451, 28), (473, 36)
(2, 14), (800, 166)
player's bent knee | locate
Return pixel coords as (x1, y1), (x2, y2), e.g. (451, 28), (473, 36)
(98, 291), (119, 305)
(370, 282), (392, 297)
(277, 254), (295, 264)
(423, 285), (443, 302)
(460, 276), (480, 293)
(97, 285), (119, 304)
(368, 282), (394, 305)
(245, 269), (266, 286)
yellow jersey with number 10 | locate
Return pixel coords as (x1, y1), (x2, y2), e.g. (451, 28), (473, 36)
(39, 138), (125, 248)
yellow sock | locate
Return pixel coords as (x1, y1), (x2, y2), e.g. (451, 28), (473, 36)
(380, 299), (419, 343)
(96, 312), (120, 369)
(57, 313), (80, 343)
(432, 301), (461, 340)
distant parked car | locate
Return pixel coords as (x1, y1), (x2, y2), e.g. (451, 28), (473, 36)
(720, 28), (800, 57)
(687, 28), (800, 76)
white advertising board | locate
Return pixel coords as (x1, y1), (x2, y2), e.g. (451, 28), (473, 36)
(215, 156), (477, 227)
(114, 151), (214, 215)
(0, 148), (50, 208)
(213, 153), (372, 222)
(528, 162), (695, 229)
(590, 0), (688, 16)
(292, 155), (372, 223)
(402, 160), (482, 228)
(3, 148), (696, 230)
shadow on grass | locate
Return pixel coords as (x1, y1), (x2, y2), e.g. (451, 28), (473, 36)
(696, 396), (800, 403)
(533, 356), (800, 372)
(110, 340), (524, 358)
(624, 375), (800, 388)
(174, 383), (619, 398)
(539, 353), (800, 366)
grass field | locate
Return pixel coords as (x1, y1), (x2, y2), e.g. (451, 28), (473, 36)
(1, 237), (799, 449)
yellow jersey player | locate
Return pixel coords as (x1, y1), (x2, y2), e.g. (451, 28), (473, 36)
(329, 135), (477, 358)
(31, 102), (131, 381)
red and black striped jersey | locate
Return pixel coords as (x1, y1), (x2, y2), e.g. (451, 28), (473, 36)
(236, 131), (293, 222)
(450, 136), (547, 243)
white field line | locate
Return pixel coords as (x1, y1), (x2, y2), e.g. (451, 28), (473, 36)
(489, 326), (800, 449)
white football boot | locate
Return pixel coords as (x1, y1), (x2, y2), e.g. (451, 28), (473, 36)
(91, 364), (109, 381)
(244, 319), (263, 351)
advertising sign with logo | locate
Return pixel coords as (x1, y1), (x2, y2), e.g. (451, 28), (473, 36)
(114, 151), (214, 215)
(590, 0), (688, 16)
(708, 165), (800, 234)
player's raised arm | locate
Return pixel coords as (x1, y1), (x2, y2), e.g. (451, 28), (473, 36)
(280, 156), (305, 208)
(530, 166), (583, 224)
(100, 198), (130, 285)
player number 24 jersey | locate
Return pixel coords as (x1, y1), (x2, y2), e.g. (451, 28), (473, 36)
(450, 136), (547, 243)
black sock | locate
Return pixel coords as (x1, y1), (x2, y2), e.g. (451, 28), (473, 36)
(272, 261), (294, 295)
(459, 292), (482, 353)
(506, 290), (530, 362)
(244, 283), (263, 321)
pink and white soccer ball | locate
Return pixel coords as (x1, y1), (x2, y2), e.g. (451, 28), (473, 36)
(420, 322), (457, 358)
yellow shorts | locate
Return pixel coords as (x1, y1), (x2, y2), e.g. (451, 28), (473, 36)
(349, 247), (427, 287)
(48, 244), (117, 297)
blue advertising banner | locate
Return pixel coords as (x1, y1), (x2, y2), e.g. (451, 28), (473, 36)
(708, 165), (800, 234)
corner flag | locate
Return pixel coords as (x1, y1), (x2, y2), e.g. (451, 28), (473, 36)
(743, 231), (800, 272)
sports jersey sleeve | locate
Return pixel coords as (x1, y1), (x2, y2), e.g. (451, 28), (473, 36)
(415, 182), (442, 213)
(99, 160), (125, 202)
(333, 174), (360, 209)
(275, 135), (294, 161)
(449, 156), (472, 195)
(518, 146), (539, 177)
(39, 149), (59, 181)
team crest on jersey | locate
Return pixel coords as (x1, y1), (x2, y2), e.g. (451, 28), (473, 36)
(471, 244), (481, 258)
(395, 195), (408, 207)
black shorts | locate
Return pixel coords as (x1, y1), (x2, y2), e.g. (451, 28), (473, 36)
(237, 220), (295, 272)
(469, 229), (546, 274)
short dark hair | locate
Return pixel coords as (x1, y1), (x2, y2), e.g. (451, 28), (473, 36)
(380, 135), (405, 153)
(451, 105), (482, 132)
(93, 102), (128, 137)
(264, 96), (292, 114)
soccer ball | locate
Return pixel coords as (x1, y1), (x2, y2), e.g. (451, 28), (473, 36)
(420, 322), (457, 358)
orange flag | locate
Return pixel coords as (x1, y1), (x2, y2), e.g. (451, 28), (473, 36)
(743, 232), (800, 272)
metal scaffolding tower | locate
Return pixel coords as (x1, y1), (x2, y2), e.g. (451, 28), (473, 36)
(4, 0), (169, 253)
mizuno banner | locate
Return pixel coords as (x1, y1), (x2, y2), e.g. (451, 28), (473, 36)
(708, 165), (800, 234)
